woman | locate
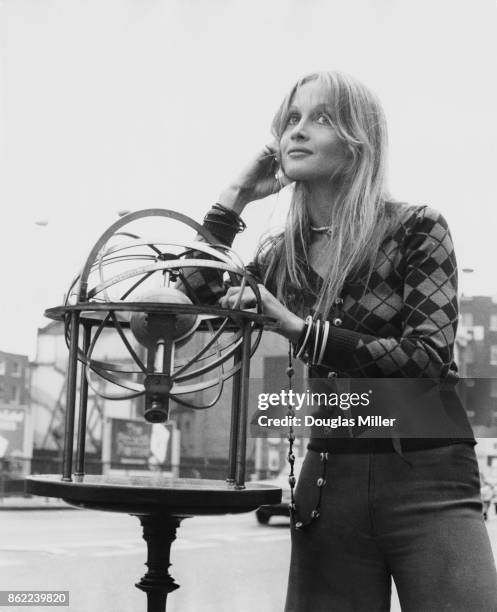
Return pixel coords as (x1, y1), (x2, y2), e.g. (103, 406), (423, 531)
(190, 71), (497, 611)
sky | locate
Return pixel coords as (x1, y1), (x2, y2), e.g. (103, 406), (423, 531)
(1, 0), (496, 358)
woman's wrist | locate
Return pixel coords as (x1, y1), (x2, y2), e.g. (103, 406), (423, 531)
(217, 187), (249, 215)
(282, 313), (305, 343)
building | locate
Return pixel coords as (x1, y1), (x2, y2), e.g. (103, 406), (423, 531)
(0, 350), (31, 488)
(457, 295), (497, 479)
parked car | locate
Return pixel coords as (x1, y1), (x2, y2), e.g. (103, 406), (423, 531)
(255, 457), (304, 524)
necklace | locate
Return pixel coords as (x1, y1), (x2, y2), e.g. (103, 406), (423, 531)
(286, 342), (328, 530)
(310, 225), (331, 236)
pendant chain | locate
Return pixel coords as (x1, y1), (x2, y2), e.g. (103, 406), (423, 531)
(286, 342), (329, 530)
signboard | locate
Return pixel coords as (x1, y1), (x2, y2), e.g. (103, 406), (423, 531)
(110, 418), (151, 467)
(109, 418), (174, 470)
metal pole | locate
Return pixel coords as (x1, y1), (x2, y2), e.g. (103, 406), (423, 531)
(227, 344), (242, 484)
(234, 323), (252, 489)
(75, 324), (92, 477)
(62, 312), (80, 481)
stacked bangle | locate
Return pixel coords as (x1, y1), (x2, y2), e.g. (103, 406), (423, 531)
(317, 320), (330, 364)
(203, 203), (246, 243)
(295, 316), (313, 359)
(293, 316), (330, 366)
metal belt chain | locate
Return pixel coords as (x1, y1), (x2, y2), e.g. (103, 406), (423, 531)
(286, 341), (328, 530)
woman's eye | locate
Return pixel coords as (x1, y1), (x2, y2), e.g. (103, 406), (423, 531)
(286, 114), (300, 126)
(316, 113), (332, 125)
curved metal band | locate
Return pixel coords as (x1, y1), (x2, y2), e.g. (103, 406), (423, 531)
(88, 259), (242, 299)
(79, 209), (219, 300)
(47, 302), (271, 325)
(95, 239), (240, 270)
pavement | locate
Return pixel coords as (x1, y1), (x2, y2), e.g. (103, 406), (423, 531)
(0, 495), (75, 510)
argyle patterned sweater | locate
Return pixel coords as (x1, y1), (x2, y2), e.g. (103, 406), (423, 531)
(312, 202), (459, 380)
(192, 203), (456, 378)
(186, 202), (474, 450)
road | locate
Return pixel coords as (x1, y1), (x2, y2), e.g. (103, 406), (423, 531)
(1, 508), (497, 611)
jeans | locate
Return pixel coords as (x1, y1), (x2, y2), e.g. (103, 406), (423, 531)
(285, 443), (497, 612)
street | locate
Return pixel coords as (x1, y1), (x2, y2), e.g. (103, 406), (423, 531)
(0, 508), (290, 612)
(1, 508), (497, 611)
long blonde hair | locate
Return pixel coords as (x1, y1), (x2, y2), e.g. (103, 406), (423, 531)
(258, 71), (396, 317)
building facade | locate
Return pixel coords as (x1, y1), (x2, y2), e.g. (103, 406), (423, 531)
(0, 350), (31, 483)
(457, 295), (497, 479)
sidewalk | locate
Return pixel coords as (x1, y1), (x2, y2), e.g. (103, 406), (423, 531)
(0, 495), (76, 510)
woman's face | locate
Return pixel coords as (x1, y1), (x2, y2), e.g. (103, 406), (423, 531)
(279, 80), (350, 184)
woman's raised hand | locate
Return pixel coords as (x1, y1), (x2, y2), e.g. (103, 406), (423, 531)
(218, 142), (293, 215)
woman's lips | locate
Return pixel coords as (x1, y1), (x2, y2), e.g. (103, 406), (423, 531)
(287, 149), (312, 157)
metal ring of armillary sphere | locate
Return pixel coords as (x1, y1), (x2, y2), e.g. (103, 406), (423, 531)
(58, 209), (264, 419)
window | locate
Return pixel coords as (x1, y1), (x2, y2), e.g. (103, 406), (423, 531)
(491, 315), (497, 331)
(492, 380), (497, 398)
(461, 313), (474, 327)
(10, 385), (19, 403)
(11, 361), (21, 377)
(491, 346), (497, 366)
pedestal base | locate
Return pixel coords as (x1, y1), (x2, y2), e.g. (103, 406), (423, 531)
(25, 475), (281, 611)
(134, 514), (184, 612)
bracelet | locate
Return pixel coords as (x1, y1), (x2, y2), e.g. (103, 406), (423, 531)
(294, 316), (313, 359)
(203, 204), (246, 244)
(293, 317), (332, 367)
(212, 203), (246, 232)
(317, 320), (329, 365)
(312, 319), (321, 364)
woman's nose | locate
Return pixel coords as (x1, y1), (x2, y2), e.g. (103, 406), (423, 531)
(289, 119), (309, 140)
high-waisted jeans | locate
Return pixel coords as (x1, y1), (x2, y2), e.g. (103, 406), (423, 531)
(284, 443), (497, 612)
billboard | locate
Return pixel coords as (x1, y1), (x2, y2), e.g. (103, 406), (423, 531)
(109, 418), (174, 470)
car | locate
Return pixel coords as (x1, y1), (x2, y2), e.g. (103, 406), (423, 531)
(255, 457), (305, 525)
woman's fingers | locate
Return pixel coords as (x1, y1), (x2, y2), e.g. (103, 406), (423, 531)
(262, 143), (295, 194)
(223, 140), (292, 205)
(219, 286), (257, 309)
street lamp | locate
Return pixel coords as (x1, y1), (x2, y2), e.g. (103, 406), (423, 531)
(25, 209), (281, 612)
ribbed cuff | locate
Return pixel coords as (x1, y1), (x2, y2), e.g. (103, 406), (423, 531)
(321, 326), (362, 368)
(203, 220), (237, 246)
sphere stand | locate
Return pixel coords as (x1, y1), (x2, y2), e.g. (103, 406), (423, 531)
(26, 210), (281, 611)
(26, 471), (280, 612)
(134, 514), (183, 612)
(26, 317), (280, 611)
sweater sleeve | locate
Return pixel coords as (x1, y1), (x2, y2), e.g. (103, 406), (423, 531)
(177, 213), (262, 304)
(321, 206), (459, 378)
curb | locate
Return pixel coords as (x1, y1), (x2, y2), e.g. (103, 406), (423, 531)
(0, 497), (77, 511)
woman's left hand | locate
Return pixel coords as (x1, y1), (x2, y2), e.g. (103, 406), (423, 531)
(218, 284), (304, 342)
